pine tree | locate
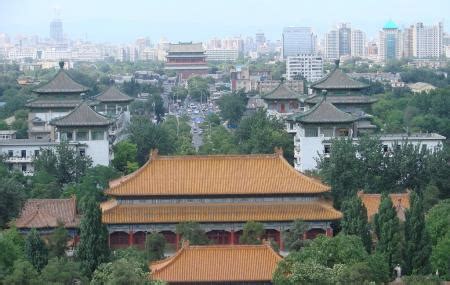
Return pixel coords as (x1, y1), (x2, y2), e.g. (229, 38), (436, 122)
(48, 222), (69, 258)
(341, 196), (372, 253)
(404, 191), (432, 275)
(25, 228), (48, 272)
(145, 232), (166, 262)
(240, 221), (264, 245)
(76, 198), (110, 276)
(374, 194), (404, 272)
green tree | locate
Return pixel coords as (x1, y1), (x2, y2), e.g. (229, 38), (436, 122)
(404, 192), (431, 275)
(239, 221), (264, 245)
(3, 259), (40, 285)
(112, 247), (147, 273)
(77, 198), (110, 276)
(145, 233), (166, 262)
(217, 94), (246, 126)
(91, 258), (149, 285)
(282, 220), (307, 251)
(176, 222), (209, 245)
(317, 138), (361, 209)
(341, 196), (372, 252)
(47, 223), (69, 258)
(187, 76), (210, 102)
(0, 177), (25, 228)
(112, 140), (138, 174)
(25, 229), (48, 272)
(374, 194), (404, 272)
(0, 229), (24, 279)
(425, 199), (450, 246)
(431, 232), (450, 280)
(29, 170), (60, 198)
(199, 126), (238, 155)
(40, 257), (88, 285)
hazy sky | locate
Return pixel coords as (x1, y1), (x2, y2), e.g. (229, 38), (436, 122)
(0, 0), (448, 43)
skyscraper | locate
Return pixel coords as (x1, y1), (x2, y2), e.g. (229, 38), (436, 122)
(338, 23), (352, 56)
(325, 30), (339, 60)
(282, 27), (316, 58)
(351, 29), (366, 58)
(412, 22), (444, 58)
(379, 20), (402, 62)
(255, 32), (266, 48)
(50, 18), (63, 42)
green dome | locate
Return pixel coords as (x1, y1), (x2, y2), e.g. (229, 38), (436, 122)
(383, 20), (398, 30)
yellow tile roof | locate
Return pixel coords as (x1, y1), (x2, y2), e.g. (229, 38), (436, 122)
(101, 201), (342, 224)
(150, 242), (282, 282)
(358, 191), (410, 221)
(106, 151), (330, 197)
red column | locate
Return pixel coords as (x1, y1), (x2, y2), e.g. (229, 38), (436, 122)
(303, 232), (308, 240)
(279, 230), (284, 251)
(176, 233), (180, 250)
(326, 227), (333, 237)
(129, 231), (134, 246)
(230, 230), (235, 245)
(108, 233), (111, 248)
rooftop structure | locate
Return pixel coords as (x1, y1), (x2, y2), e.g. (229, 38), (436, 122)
(102, 151), (341, 250)
(290, 97), (356, 124)
(150, 242), (282, 284)
(51, 102), (111, 127)
(165, 42), (208, 80)
(95, 85), (133, 103)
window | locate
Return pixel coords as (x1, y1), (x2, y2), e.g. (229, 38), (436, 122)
(79, 148), (86, 157)
(21, 150), (26, 158)
(304, 127), (318, 137)
(77, 131), (88, 141)
(289, 122), (294, 130)
(21, 164), (27, 172)
(8, 150), (13, 157)
(91, 131), (104, 140)
(383, 145), (389, 153)
(337, 128), (349, 137)
(34, 150), (40, 157)
(61, 132), (73, 141)
(422, 144), (427, 152)
(324, 145), (331, 154)
(321, 128), (334, 137)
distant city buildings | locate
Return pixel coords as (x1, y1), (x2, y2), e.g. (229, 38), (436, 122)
(282, 27), (316, 58)
(164, 42), (208, 80)
(49, 18), (63, 42)
(378, 20), (403, 61)
(325, 30), (339, 60)
(338, 23), (352, 57)
(286, 54), (323, 82)
(412, 22), (444, 58)
(351, 29), (366, 58)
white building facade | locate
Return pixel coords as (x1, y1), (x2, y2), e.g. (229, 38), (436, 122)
(351, 29), (366, 58)
(286, 55), (323, 82)
(282, 27), (317, 58)
(412, 22), (444, 58)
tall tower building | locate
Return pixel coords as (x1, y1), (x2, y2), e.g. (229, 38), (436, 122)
(255, 33), (266, 48)
(351, 29), (366, 57)
(402, 25), (414, 58)
(412, 22), (444, 58)
(325, 30), (339, 60)
(282, 27), (316, 58)
(50, 18), (63, 42)
(338, 23), (352, 56)
(379, 20), (402, 62)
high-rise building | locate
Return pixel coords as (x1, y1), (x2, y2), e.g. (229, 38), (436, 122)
(338, 23), (352, 56)
(402, 25), (414, 58)
(379, 20), (402, 62)
(286, 54), (323, 82)
(255, 33), (266, 48)
(325, 30), (339, 60)
(351, 29), (366, 57)
(282, 27), (316, 58)
(50, 18), (63, 42)
(412, 22), (444, 58)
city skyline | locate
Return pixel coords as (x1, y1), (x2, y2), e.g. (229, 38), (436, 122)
(0, 0), (449, 43)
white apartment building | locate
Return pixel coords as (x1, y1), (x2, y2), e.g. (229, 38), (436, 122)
(205, 49), (239, 61)
(351, 30), (366, 58)
(286, 55), (323, 82)
(325, 30), (339, 60)
(282, 27), (317, 58)
(413, 22), (444, 58)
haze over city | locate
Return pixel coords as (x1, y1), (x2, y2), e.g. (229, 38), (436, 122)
(1, 0), (449, 42)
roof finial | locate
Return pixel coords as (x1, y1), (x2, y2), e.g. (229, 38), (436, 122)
(335, 59), (340, 68)
(322, 89), (327, 100)
(274, 147), (283, 156)
(150, 149), (159, 160)
(59, 60), (65, 69)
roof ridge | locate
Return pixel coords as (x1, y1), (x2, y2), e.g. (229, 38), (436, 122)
(150, 245), (187, 274)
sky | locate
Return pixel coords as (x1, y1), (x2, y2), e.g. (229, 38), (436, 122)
(0, 0), (448, 44)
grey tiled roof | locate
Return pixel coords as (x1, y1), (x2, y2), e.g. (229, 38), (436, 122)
(263, 83), (303, 100)
(33, 69), (89, 94)
(51, 102), (111, 127)
(168, 43), (204, 53)
(305, 95), (378, 104)
(290, 98), (356, 123)
(26, 99), (83, 108)
(310, 67), (369, 90)
(95, 86), (133, 103)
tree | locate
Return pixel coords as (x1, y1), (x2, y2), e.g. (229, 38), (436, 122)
(47, 223), (69, 258)
(76, 198), (110, 276)
(425, 199), (450, 246)
(91, 258), (149, 285)
(239, 221), (264, 245)
(199, 126), (238, 155)
(431, 232), (450, 280)
(317, 138), (361, 209)
(374, 194), (404, 272)
(217, 94), (246, 126)
(0, 229), (24, 279)
(0, 177), (25, 228)
(112, 140), (138, 174)
(112, 247), (147, 273)
(25, 229), (48, 272)
(39, 257), (88, 284)
(404, 192), (431, 275)
(3, 259), (40, 285)
(187, 76), (210, 102)
(282, 220), (307, 251)
(145, 232), (166, 262)
(341, 196), (372, 252)
(176, 222), (209, 245)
